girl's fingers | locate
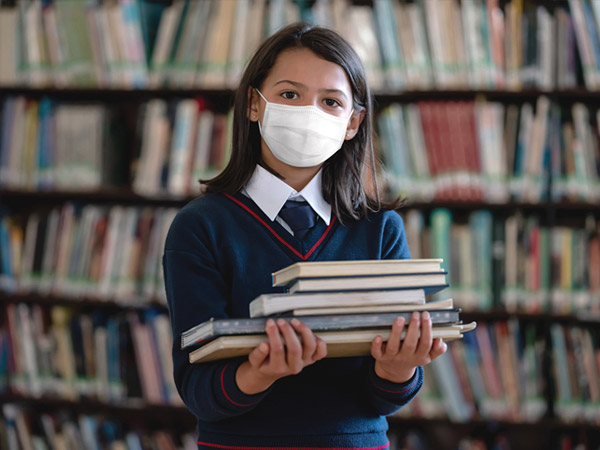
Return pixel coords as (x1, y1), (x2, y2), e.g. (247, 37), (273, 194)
(416, 311), (433, 356)
(248, 341), (270, 368)
(384, 317), (405, 354)
(400, 312), (420, 354)
(265, 318), (286, 366)
(430, 338), (447, 360)
(314, 337), (328, 361)
(291, 318), (317, 362)
(370, 334), (384, 359)
(277, 318), (303, 371)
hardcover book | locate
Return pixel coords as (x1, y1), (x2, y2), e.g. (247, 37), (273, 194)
(181, 308), (461, 349)
(189, 322), (477, 364)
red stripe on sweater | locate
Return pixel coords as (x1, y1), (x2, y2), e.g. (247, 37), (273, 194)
(197, 442), (389, 450)
(224, 193), (336, 261)
(220, 363), (255, 407)
(371, 368), (419, 394)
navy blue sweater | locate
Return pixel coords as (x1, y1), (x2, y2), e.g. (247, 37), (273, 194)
(163, 192), (423, 449)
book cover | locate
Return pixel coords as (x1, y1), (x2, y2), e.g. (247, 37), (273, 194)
(249, 288), (428, 318)
(189, 323), (476, 364)
(182, 308), (462, 349)
(287, 273), (448, 295)
(272, 258), (443, 287)
(291, 297), (454, 317)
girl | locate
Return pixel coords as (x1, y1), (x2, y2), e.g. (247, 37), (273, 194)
(163, 22), (446, 449)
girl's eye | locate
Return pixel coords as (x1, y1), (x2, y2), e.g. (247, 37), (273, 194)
(324, 98), (342, 108)
(281, 91), (297, 100)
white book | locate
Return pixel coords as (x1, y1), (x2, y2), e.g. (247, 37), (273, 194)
(51, 203), (75, 297)
(226, 0), (250, 87)
(190, 323), (476, 364)
(87, 7), (109, 88)
(133, 100), (170, 196)
(107, 2), (131, 87)
(198, 0), (236, 88)
(114, 207), (138, 301)
(250, 288), (427, 318)
(0, 7), (18, 85)
(24, 0), (49, 87)
(169, 0), (211, 87)
(167, 99), (198, 195)
(343, 6), (383, 91)
(190, 109), (215, 190)
(98, 3), (122, 87)
(272, 258), (444, 286)
(406, 3), (434, 89)
(243, 0), (266, 64)
(17, 303), (42, 397)
(98, 206), (123, 299)
(149, 0), (185, 87)
(292, 298), (455, 316)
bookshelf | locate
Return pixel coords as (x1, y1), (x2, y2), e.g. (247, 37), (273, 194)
(1, 0), (600, 448)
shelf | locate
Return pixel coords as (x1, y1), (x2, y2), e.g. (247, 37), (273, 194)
(0, 393), (195, 428)
(0, 86), (235, 105)
(0, 291), (167, 311)
(389, 415), (600, 432)
(3, 392), (598, 437)
(0, 188), (191, 207)
(460, 310), (600, 326)
(402, 199), (600, 213)
(3, 86), (600, 104)
(2, 188), (600, 213)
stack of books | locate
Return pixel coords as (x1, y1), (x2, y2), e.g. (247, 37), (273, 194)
(182, 259), (476, 363)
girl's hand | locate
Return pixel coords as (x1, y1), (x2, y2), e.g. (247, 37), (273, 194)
(371, 311), (447, 383)
(236, 318), (327, 394)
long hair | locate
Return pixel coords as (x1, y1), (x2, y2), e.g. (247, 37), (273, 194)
(201, 22), (402, 224)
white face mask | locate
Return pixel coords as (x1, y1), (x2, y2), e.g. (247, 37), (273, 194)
(256, 89), (353, 167)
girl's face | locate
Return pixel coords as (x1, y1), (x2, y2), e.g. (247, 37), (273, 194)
(249, 48), (363, 185)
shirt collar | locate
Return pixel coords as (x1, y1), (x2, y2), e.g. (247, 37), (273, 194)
(244, 165), (332, 225)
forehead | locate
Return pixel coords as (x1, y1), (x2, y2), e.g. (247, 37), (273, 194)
(263, 48), (352, 95)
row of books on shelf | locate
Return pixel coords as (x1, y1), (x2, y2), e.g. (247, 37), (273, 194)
(0, 96), (229, 196)
(0, 204), (598, 315)
(1, 404), (196, 450)
(396, 321), (600, 424)
(133, 99), (231, 197)
(3, 300), (599, 426)
(0, 0), (594, 92)
(378, 98), (600, 204)
(4, 92), (600, 203)
(402, 209), (600, 315)
(1, 303), (181, 407)
(0, 204), (176, 305)
(0, 97), (128, 192)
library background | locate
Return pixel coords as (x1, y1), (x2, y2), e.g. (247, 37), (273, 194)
(0, 0), (599, 448)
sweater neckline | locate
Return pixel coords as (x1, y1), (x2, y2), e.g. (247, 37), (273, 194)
(224, 192), (337, 261)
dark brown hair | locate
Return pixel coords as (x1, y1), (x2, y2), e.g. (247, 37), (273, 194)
(201, 22), (402, 224)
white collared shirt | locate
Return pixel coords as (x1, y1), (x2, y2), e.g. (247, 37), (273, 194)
(243, 165), (332, 235)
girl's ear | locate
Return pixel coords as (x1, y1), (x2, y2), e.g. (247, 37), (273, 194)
(247, 87), (260, 122)
(344, 108), (366, 140)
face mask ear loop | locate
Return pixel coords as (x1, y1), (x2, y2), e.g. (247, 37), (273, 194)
(255, 88), (268, 131)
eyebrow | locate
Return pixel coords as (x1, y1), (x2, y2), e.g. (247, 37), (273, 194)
(273, 80), (349, 100)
